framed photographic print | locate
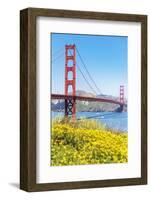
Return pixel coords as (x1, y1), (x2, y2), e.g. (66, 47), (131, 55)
(20, 8), (147, 191)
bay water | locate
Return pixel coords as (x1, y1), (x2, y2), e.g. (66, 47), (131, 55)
(52, 111), (127, 132)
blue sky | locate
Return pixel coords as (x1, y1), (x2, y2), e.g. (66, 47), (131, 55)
(51, 33), (128, 98)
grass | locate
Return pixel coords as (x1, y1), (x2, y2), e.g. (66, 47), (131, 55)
(51, 117), (128, 166)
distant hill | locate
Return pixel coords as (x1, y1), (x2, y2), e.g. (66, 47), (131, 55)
(76, 90), (95, 97)
(51, 90), (127, 112)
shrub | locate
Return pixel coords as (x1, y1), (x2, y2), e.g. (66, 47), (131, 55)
(51, 118), (128, 166)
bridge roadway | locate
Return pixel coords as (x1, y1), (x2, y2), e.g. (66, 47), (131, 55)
(51, 94), (126, 106)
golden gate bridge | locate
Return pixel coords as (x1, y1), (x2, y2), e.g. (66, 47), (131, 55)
(51, 44), (126, 119)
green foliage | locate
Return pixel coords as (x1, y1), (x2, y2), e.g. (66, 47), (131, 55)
(51, 118), (128, 166)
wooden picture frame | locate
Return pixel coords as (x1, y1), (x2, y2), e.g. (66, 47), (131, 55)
(20, 7), (147, 192)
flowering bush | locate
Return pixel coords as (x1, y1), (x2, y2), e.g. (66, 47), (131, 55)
(51, 118), (128, 166)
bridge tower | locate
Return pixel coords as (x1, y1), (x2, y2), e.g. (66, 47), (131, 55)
(65, 44), (76, 118)
(120, 85), (124, 104)
(119, 85), (124, 112)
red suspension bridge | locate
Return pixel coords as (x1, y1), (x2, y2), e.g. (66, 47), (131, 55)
(51, 44), (126, 119)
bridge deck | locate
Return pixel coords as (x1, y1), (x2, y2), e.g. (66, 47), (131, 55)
(51, 94), (125, 106)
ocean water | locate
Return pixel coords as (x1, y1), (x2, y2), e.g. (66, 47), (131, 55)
(51, 111), (128, 132)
